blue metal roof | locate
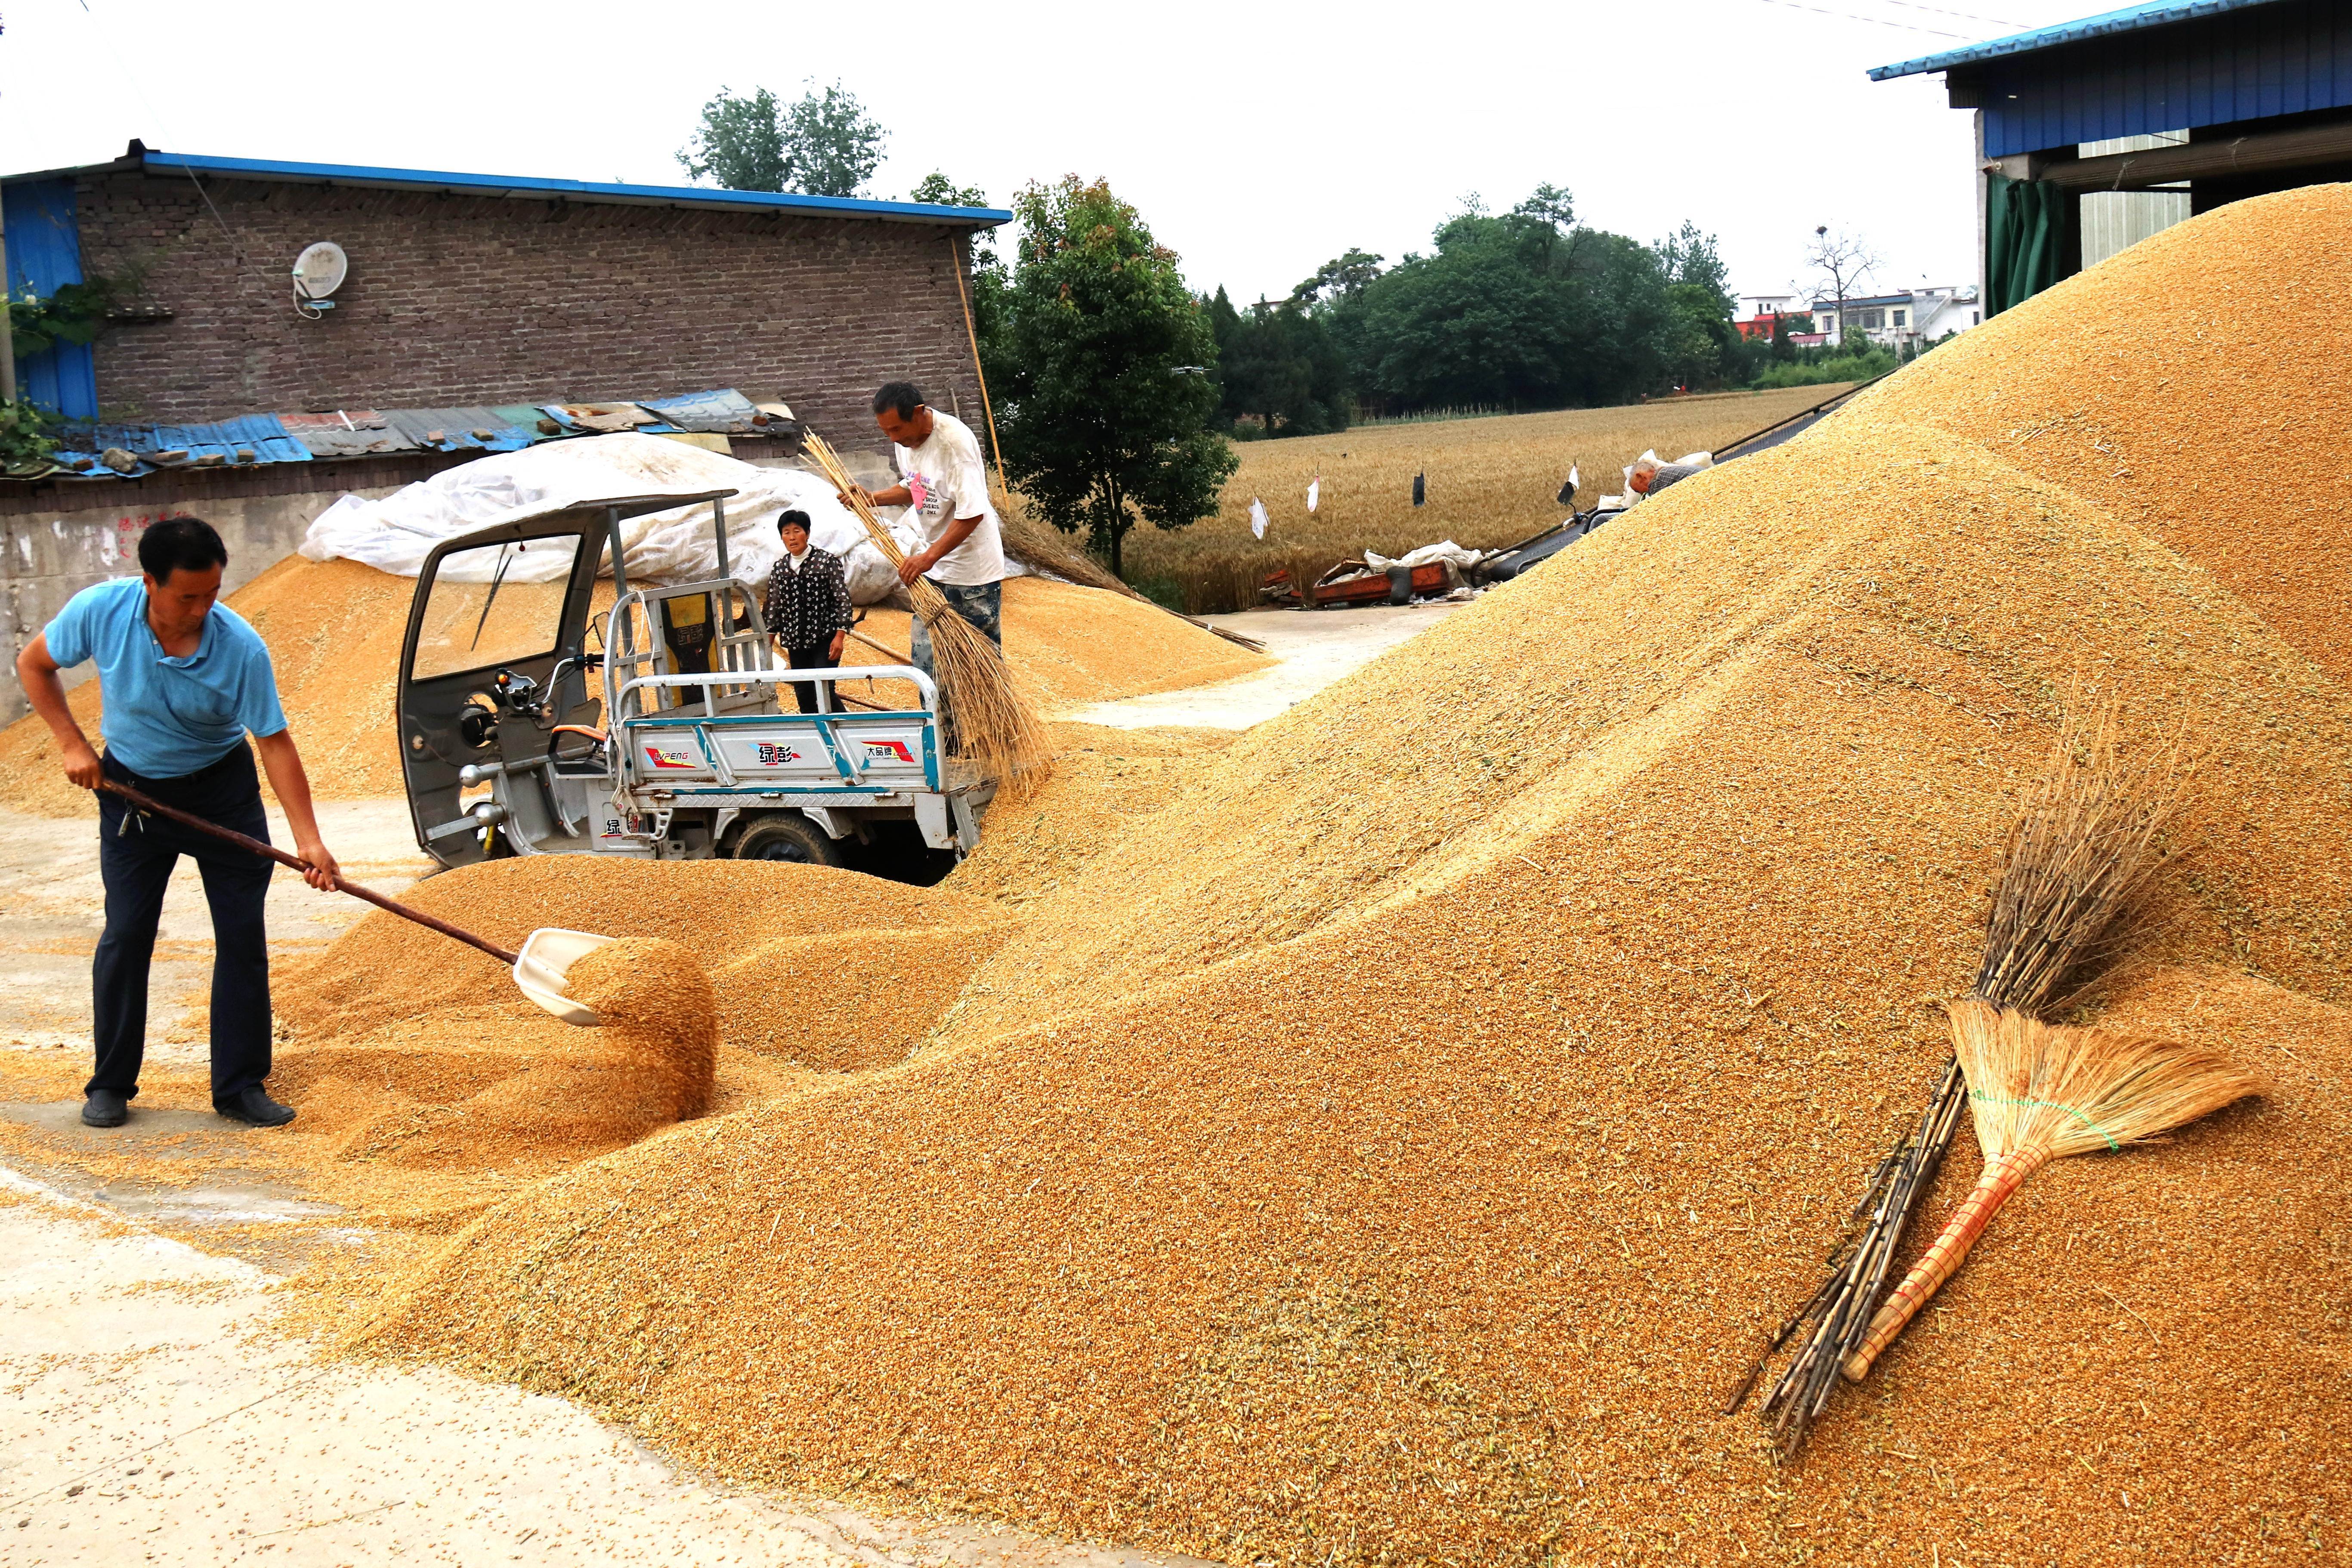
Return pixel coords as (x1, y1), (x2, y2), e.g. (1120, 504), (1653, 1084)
(137, 151), (1011, 226)
(1872, 0), (2352, 158)
(1870, 0), (2282, 79)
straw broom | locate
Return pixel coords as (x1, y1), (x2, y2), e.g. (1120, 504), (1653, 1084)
(1841, 999), (2263, 1379)
(802, 430), (1051, 790)
(1735, 703), (2243, 1450)
(1836, 708), (2261, 1379)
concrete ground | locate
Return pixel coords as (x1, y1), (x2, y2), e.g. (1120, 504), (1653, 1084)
(0, 602), (1461, 1565)
(1064, 600), (1464, 729)
(0, 1172), (1205, 1567)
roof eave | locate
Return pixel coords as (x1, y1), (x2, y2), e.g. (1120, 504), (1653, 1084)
(140, 153), (1013, 227)
(1867, 0), (2279, 81)
(4, 148), (1008, 227)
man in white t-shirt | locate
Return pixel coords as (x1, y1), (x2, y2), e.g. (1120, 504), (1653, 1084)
(839, 381), (1006, 747)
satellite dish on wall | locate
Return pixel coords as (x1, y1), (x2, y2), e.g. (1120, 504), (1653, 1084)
(291, 241), (349, 300)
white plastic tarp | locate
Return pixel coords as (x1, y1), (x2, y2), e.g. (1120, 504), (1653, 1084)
(1363, 539), (1484, 571)
(298, 433), (926, 601)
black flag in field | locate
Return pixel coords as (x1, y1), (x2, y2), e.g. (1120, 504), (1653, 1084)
(1412, 470), (1425, 507)
(1555, 462), (1580, 506)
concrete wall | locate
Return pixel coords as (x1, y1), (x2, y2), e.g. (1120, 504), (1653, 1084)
(74, 169), (985, 446)
(0, 484), (399, 724)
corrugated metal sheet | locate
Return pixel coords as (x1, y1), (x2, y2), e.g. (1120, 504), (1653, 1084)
(49, 415), (312, 480)
(1876, 0), (2352, 157)
(492, 405), (573, 441)
(541, 403), (667, 434)
(2, 177), (99, 419)
(280, 410), (414, 458)
(637, 388), (763, 433)
(380, 408), (535, 453)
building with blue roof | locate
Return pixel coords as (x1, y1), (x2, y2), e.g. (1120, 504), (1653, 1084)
(1, 140), (1011, 445)
(1873, 0), (2352, 312)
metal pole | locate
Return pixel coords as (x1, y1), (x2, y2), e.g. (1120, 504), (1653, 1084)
(0, 194), (17, 404)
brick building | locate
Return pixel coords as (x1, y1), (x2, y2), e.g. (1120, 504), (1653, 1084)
(3, 141), (1010, 446)
(0, 144), (1010, 724)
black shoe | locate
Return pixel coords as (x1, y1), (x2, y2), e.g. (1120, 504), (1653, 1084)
(81, 1090), (129, 1128)
(215, 1086), (295, 1128)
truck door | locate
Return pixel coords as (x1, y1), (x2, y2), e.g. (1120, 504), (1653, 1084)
(398, 520), (603, 868)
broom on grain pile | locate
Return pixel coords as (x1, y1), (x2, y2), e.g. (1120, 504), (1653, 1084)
(1734, 706), (2259, 1452)
(802, 429), (1052, 789)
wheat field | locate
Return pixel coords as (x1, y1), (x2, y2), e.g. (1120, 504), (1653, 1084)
(1083, 386), (1855, 612)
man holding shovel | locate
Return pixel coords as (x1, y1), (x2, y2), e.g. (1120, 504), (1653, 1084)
(15, 516), (339, 1130)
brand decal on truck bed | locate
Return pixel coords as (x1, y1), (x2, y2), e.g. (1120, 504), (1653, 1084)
(643, 744), (701, 770)
(753, 742), (802, 766)
(864, 739), (917, 764)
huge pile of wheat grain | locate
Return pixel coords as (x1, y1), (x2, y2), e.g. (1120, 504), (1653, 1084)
(346, 190), (2352, 1564)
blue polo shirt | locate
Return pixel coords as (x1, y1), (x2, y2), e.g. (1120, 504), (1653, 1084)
(43, 577), (287, 778)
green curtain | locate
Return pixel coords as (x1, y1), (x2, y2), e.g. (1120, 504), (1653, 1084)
(1985, 175), (2071, 316)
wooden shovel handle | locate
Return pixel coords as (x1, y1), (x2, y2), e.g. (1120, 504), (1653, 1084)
(93, 779), (519, 966)
(1842, 1146), (2050, 1381)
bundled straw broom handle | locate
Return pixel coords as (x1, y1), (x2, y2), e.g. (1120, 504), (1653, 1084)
(92, 779), (520, 966)
(1841, 1145), (2052, 1381)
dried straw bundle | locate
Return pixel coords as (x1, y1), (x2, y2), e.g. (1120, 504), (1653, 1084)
(1737, 702), (2220, 1451)
(1970, 704), (2191, 1017)
(801, 431), (1052, 789)
(1841, 999), (2263, 1378)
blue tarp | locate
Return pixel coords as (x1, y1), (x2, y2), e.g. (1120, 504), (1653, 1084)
(4, 178), (99, 419)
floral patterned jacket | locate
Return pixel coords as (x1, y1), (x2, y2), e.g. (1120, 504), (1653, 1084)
(763, 546), (853, 651)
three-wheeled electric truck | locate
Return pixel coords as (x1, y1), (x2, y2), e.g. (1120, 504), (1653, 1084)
(396, 489), (992, 870)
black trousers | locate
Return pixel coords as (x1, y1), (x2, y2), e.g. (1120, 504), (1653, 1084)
(92, 745), (275, 1105)
(786, 643), (840, 714)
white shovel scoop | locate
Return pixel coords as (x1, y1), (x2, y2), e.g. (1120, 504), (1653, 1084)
(513, 928), (621, 1027)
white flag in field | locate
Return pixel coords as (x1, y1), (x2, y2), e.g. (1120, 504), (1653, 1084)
(1249, 496), (1269, 539)
(1306, 477), (1320, 513)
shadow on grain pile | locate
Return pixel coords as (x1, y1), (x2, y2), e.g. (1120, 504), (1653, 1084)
(350, 191), (2352, 1565)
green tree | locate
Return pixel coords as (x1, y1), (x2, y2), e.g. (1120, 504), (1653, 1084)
(1652, 220), (1734, 312)
(1206, 290), (1349, 439)
(1341, 193), (1681, 411)
(907, 172), (988, 208)
(989, 177), (1235, 578)
(678, 82), (884, 197)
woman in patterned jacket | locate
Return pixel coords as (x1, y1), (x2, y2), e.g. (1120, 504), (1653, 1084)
(763, 510), (854, 714)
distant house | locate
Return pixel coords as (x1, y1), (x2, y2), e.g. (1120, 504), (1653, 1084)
(1735, 293), (1804, 340)
(1811, 286), (1981, 347)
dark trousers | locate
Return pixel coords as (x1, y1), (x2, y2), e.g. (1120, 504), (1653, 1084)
(92, 745), (275, 1105)
(786, 643), (840, 714)
(909, 580), (1003, 753)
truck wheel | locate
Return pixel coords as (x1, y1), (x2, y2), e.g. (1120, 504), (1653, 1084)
(727, 812), (844, 867)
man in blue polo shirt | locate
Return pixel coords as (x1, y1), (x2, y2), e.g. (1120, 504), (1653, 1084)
(14, 516), (340, 1130)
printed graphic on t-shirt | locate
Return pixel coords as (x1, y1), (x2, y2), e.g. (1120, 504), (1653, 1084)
(906, 471), (944, 522)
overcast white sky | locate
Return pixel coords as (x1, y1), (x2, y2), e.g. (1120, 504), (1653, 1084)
(5, 0), (2096, 308)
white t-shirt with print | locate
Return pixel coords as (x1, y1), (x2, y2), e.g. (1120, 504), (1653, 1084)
(892, 409), (1005, 587)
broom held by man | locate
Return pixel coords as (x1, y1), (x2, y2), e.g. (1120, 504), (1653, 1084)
(14, 515), (338, 1132)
